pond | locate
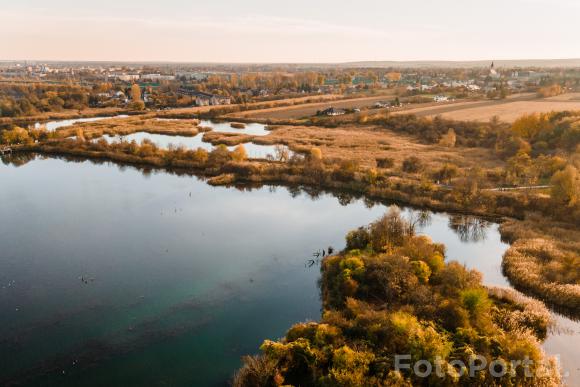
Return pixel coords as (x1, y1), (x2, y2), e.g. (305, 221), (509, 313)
(198, 120), (270, 136)
(34, 115), (130, 132)
(0, 157), (577, 386)
(99, 132), (292, 160)
(155, 119), (270, 136)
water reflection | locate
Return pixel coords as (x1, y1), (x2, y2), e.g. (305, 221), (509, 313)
(448, 214), (491, 242)
(1, 152), (37, 167)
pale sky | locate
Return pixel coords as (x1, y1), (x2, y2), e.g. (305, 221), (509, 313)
(1, 0), (579, 63)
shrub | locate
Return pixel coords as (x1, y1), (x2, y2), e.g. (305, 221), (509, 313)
(233, 355), (279, 387)
(310, 147), (322, 161)
(208, 144), (232, 165)
(332, 159), (359, 182)
(328, 346), (374, 386)
(376, 157), (395, 169)
(461, 288), (492, 320)
(551, 165), (579, 205)
(369, 207), (411, 252)
(411, 260), (432, 284)
(433, 164), (459, 184)
(1, 127), (31, 145)
(402, 156), (423, 173)
(345, 227), (370, 251)
(231, 144), (248, 162)
(190, 148), (209, 163)
(438, 128), (457, 147)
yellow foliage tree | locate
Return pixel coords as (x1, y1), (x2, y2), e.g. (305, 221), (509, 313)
(511, 113), (552, 140)
(1, 127), (30, 145)
(231, 144), (247, 162)
(537, 84), (563, 98)
(551, 165), (579, 205)
(75, 128), (86, 142)
(130, 83), (142, 101)
(439, 128), (456, 147)
(310, 147), (322, 161)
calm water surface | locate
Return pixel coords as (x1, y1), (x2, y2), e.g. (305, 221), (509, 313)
(198, 120), (270, 136)
(35, 115), (130, 131)
(100, 132), (289, 159)
(0, 157), (577, 386)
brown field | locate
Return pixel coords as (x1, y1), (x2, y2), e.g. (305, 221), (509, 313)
(392, 93), (580, 122)
(544, 92), (580, 101)
(226, 93), (396, 120)
(435, 100), (580, 122)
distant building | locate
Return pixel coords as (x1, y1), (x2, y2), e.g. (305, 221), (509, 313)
(318, 107), (346, 116)
(489, 62), (501, 79)
(178, 88), (231, 106)
(434, 95), (449, 102)
(373, 101), (391, 109)
(141, 74), (176, 81)
(114, 74), (140, 82)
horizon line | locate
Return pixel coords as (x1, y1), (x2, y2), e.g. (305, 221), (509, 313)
(2, 58), (580, 66)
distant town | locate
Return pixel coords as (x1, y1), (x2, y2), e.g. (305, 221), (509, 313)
(0, 60), (578, 117)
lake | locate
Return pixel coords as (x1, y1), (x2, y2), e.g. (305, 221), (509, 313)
(0, 156), (578, 386)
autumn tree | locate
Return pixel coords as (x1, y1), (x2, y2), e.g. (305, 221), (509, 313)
(438, 128), (456, 147)
(1, 127), (31, 145)
(231, 144), (247, 162)
(310, 147), (322, 161)
(506, 151), (537, 186)
(537, 84), (563, 98)
(75, 128), (86, 142)
(130, 83), (142, 102)
(511, 113), (552, 140)
(274, 145), (289, 162)
(551, 165), (579, 205)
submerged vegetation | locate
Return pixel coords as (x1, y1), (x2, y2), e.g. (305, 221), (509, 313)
(234, 210), (560, 386)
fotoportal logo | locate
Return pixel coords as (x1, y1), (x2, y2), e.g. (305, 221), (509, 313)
(394, 354), (565, 379)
